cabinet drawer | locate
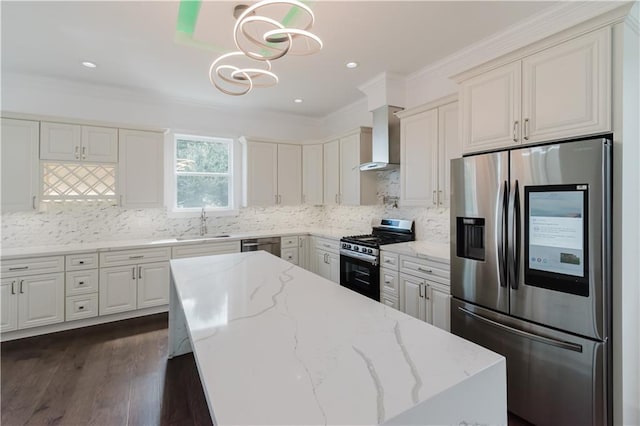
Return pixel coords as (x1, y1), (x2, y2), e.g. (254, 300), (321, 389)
(381, 293), (399, 310)
(381, 267), (399, 296)
(66, 252), (99, 271)
(171, 241), (241, 259)
(281, 236), (299, 249)
(399, 255), (450, 285)
(1, 256), (64, 278)
(100, 247), (171, 267)
(66, 294), (98, 321)
(66, 269), (98, 296)
(281, 247), (299, 265)
(380, 251), (399, 270)
(314, 237), (339, 254)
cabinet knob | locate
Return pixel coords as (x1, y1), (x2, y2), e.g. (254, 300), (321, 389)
(78, 306), (85, 310)
(79, 281), (85, 285)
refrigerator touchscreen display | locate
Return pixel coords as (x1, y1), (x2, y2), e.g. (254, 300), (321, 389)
(528, 190), (585, 277)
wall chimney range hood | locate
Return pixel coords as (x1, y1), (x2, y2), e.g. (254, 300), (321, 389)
(359, 105), (404, 171)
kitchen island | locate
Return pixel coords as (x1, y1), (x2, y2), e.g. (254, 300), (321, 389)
(169, 251), (506, 425)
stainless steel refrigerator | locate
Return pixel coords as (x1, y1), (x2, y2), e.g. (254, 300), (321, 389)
(450, 138), (612, 426)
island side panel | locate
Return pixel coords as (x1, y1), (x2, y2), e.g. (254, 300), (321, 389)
(383, 359), (507, 425)
(168, 273), (192, 358)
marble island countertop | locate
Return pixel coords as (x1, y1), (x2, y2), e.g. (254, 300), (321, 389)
(0, 227), (355, 260)
(168, 251), (506, 425)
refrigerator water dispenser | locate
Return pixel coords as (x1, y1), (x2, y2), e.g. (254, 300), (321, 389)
(456, 217), (485, 261)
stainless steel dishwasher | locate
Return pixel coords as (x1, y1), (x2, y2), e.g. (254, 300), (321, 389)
(240, 237), (281, 257)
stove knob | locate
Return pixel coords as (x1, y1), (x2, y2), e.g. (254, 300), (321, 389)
(368, 249), (373, 254)
(353, 246), (359, 252)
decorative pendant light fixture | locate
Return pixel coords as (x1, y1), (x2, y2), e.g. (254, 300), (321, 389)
(209, 0), (323, 96)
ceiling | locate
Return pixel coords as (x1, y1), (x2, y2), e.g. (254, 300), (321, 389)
(1, 1), (556, 118)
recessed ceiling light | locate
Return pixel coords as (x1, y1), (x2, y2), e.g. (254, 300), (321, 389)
(82, 61), (97, 68)
(294, 98), (303, 103)
(346, 62), (359, 69)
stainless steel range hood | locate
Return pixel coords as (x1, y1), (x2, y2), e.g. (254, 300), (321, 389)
(359, 105), (404, 171)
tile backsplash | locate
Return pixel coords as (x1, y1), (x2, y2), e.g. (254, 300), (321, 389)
(1, 169), (450, 248)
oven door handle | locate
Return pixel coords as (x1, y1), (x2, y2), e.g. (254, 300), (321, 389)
(339, 249), (378, 265)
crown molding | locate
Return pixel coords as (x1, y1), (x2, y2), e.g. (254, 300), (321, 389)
(626, 2), (639, 34)
(395, 94), (458, 120)
(407, 1), (633, 86)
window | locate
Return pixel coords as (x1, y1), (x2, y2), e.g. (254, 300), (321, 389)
(172, 134), (236, 213)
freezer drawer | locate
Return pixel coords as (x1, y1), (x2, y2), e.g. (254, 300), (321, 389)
(451, 298), (609, 426)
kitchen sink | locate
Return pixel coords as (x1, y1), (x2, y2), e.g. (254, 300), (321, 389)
(176, 234), (231, 241)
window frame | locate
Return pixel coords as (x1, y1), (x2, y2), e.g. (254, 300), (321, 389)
(167, 133), (240, 217)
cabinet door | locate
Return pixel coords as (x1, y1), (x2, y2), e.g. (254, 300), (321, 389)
(328, 252), (340, 284)
(437, 102), (460, 208)
(316, 251), (332, 280)
(82, 126), (118, 162)
(460, 61), (521, 153)
(119, 129), (164, 208)
(99, 265), (137, 315)
(245, 141), (277, 206)
(400, 274), (426, 321)
(1, 278), (18, 332)
(40, 122), (82, 161)
(298, 236), (309, 271)
(339, 133), (360, 205)
(17, 273), (64, 329)
(400, 109), (438, 206)
(277, 144), (302, 205)
(430, 284), (451, 332)
(323, 140), (340, 205)
(1, 118), (39, 212)
(137, 262), (170, 309)
(522, 27), (611, 143)
(302, 144), (323, 205)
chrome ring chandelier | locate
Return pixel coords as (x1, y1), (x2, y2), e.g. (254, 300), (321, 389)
(209, 0), (323, 96)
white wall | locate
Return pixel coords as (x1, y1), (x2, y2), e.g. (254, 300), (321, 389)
(1, 73), (325, 143)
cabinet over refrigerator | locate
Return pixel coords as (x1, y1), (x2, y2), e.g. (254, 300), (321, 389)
(450, 137), (612, 425)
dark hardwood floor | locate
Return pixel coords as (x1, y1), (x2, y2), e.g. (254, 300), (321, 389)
(1, 314), (212, 426)
(2, 313), (531, 426)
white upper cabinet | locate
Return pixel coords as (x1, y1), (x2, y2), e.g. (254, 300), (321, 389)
(244, 141), (278, 206)
(460, 62), (521, 153)
(323, 128), (376, 206)
(323, 140), (340, 206)
(1, 118), (39, 212)
(40, 122), (117, 162)
(302, 144), (323, 205)
(437, 102), (460, 208)
(243, 140), (302, 206)
(460, 27), (611, 154)
(119, 129), (164, 208)
(522, 27), (611, 144)
(400, 108), (438, 206)
(399, 99), (460, 207)
(277, 144), (302, 205)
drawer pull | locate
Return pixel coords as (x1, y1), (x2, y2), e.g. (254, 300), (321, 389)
(78, 306), (85, 310)
(78, 281), (85, 285)
(417, 267), (433, 273)
(129, 255), (144, 259)
(384, 259), (393, 263)
(9, 266), (29, 271)
(384, 280), (391, 284)
(78, 261), (85, 264)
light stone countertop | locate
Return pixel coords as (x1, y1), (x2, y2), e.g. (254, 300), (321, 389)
(168, 251), (506, 425)
(0, 227), (354, 260)
(381, 240), (451, 263)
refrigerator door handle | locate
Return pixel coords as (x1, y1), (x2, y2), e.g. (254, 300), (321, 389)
(497, 180), (508, 287)
(458, 307), (583, 353)
(508, 180), (521, 289)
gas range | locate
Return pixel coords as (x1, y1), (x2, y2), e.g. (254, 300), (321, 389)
(339, 219), (415, 301)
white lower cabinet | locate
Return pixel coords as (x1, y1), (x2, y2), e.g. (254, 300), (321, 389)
(100, 261), (169, 315)
(137, 262), (170, 309)
(66, 294), (98, 321)
(1, 271), (65, 332)
(380, 267), (399, 310)
(397, 254), (451, 332)
(316, 250), (339, 283)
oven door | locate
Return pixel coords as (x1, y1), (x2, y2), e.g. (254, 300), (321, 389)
(340, 254), (380, 301)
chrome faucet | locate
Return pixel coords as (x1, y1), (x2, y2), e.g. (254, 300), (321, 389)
(200, 207), (208, 236)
